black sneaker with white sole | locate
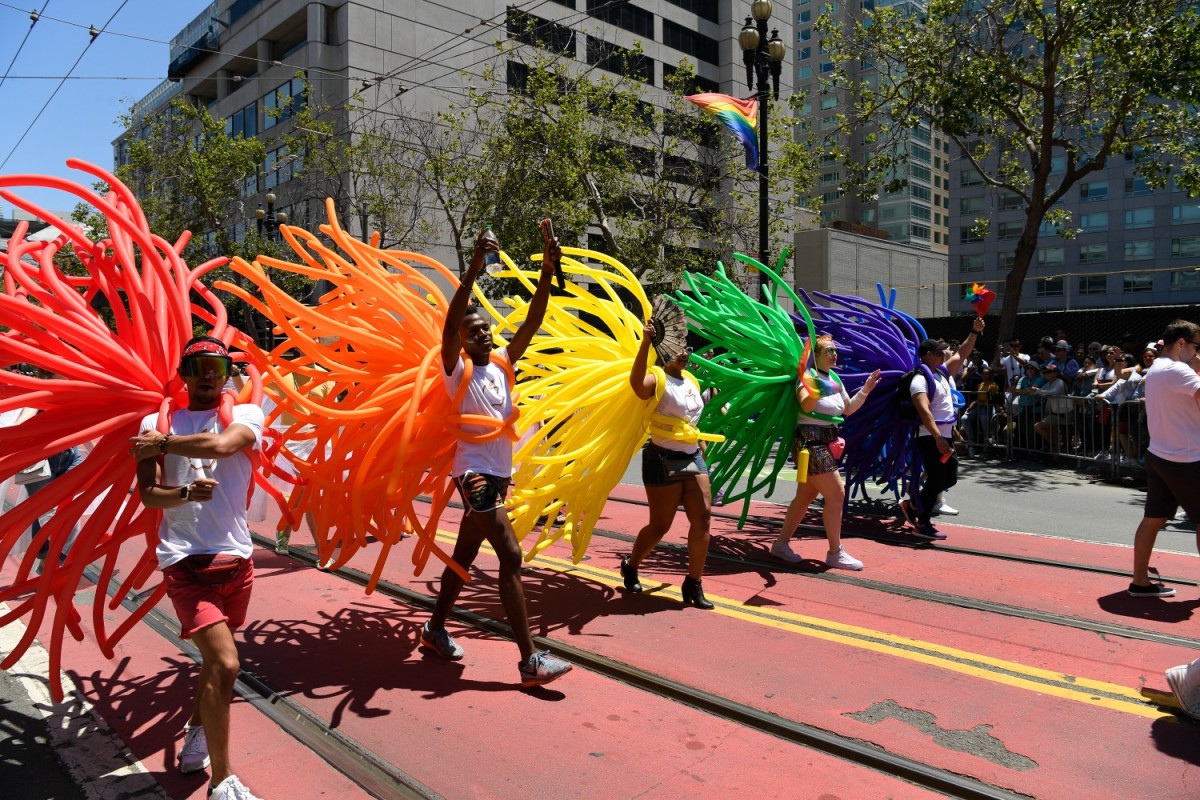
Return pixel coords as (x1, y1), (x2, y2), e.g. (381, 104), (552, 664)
(1127, 581), (1175, 597)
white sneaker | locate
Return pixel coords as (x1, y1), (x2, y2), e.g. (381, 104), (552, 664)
(770, 540), (803, 564)
(1165, 659), (1200, 719)
(208, 775), (263, 800)
(179, 724), (209, 774)
(932, 501), (959, 516)
(825, 547), (863, 571)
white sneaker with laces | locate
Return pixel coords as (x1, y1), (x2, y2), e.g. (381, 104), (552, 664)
(208, 775), (263, 800)
(932, 501), (959, 516)
(1165, 659), (1200, 719)
(179, 724), (209, 774)
(825, 547), (863, 571)
(770, 540), (803, 564)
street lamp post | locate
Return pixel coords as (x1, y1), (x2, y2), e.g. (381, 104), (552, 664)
(739, 1), (785, 302)
(255, 191), (287, 240)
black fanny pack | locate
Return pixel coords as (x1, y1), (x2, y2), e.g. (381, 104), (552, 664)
(650, 444), (701, 479)
(179, 554), (246, 586)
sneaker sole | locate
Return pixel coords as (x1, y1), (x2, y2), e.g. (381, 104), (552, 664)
(419, 635), (464, 661)
(179, 757), (210, 774)
(827, 562), (864, 571)
(521, 665), (572, 688)
(1164, 667), (1200, 718)
(1127, 586), (1176, 597)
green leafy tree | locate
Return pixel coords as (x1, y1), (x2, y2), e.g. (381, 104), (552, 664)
(83, 98), (309, 345)
(819, 0), (1200, 346)
(394, 42), (816, 295)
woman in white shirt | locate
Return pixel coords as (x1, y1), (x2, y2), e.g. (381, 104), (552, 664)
(621, 321), (716, 609)
(771, 335), (879, 570)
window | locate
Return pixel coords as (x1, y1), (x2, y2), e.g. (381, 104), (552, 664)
(911, 203), (931, 221)
(997, 252), (1016, 269)
(1123, 240), (1155, 261)
(910, 164), (931, 182)
(961, 168), (983, 186)
(663, 20), (719, 64)
(587, 37), (653, 84)
(1122, 272), (1153, 293)
(1171, 269), (1200, 291)
(1038, 247), (1064, 267)
(665, 0), (719, 24)
(507, 60), (529, 92)
(261, 77), (306, 130)
(910, 143), (931, 162)
(798, 9), (812, 21)
(820, 115), (838, 130)
(1049, 154), (1066, 174)
(798, 46), (811, 60)
(960, 253), (984, 273)
(1079, 244), (1108, 264)
(1172, 236), (1200, 258)
(1079, 212), (1108, 233)
(1125, 176), (1152, 196)
(507, 9), (575, 54)
(1124, 208), (1155, 229)
(820, 95), (837, 110)
(588, 0), (653, 37)
(1172, 204), (1200, 224)
(819, 61), (835, 73)
(1078, 275), (1107, 295)
(911, 184), (930, 201)
(225, 101), (257, 139)
(799, 28), (812, 40)
(820, 171), (840, 185)
(797, 65), (813, 79)
(1036, 278), (1063, 297)
(998, 221), (1023, 239)
(662, 64), (718, 94)
(961, 228), (984, 243)
(960, 197), (984, 214)
(999, 194), (1024, 210)
(911, 224), (931, 240)
(1079, 181), (1108, 202)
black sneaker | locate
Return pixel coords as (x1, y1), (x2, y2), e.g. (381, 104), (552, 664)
(1127, 582), (1175, 598)
(913, 523), (947, 541)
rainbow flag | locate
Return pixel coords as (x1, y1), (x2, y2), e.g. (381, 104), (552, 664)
(685, 93), (759, 170)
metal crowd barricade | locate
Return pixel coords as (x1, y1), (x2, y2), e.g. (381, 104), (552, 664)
(964, 394), (1146, 480)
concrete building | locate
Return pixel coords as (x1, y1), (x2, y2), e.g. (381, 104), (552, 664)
(949, 156), (1200, 315)
(120, 0), (795, 273)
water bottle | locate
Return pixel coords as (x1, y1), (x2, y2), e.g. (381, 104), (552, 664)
(795, 448), (810, 483)
(482, 225), (502, 274)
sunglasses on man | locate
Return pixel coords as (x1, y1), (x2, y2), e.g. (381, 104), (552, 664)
(179, 354), (233, 378)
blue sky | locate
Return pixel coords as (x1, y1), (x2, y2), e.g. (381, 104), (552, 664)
(0, 1), (203, 218)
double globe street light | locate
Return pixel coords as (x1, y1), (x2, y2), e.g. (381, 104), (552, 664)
(739, 1), (786, 302)
(255, 192), (287, 240)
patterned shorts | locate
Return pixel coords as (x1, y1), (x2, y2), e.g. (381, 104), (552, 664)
(795, 424), (840, 477)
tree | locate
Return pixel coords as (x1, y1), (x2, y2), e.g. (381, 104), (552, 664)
(819, 0), (1200, 347)
(392, 40), (817, 294)
(85, 98), (310, 346)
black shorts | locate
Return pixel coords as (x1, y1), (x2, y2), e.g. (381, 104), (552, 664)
(454, 471), (511, 513)
(641, 443), (708, 487)
(1143, 452), (1200, 520)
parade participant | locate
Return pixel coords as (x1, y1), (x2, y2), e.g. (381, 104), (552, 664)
(421, 226), (573, 688)
(620, 320), (717, 607)
(899, 317), (984, 539)
(771, 335), (879, 569)
(1127, 320), (1200, 598)
(129, 336), (266, 800)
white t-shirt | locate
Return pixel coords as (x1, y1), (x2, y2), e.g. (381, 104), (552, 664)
(140, 404), (264, 569)
(444, 348), (514, 477)
(799, 371), (850, 427)
(910, 371), (955, 438)
(1001, 353), (1028, 385)
(1036, 377), (1072, 414)
(1144, 358), (1200, 463)
(651, 373), (704, 452)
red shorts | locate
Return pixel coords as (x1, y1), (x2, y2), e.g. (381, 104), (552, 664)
(162, 557), (254, 639)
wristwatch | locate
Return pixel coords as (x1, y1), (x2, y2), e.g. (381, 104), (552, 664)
(180, 485), (190, 501)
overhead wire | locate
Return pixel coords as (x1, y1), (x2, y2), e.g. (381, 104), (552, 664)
(0, 0), (130, 172)
(0, 1), (51, 92)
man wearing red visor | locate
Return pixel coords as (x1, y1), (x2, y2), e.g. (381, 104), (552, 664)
(129, 335), (265, 800)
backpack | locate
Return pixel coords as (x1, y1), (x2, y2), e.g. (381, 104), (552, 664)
(896, 368), (920, 421)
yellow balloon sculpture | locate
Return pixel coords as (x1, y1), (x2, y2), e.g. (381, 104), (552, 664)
(480, 246), (722, 564)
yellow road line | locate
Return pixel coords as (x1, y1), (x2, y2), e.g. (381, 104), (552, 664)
(432, 529), (1173, 720)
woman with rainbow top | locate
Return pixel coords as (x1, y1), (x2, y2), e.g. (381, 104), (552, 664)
(771, 334), (880, 570)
